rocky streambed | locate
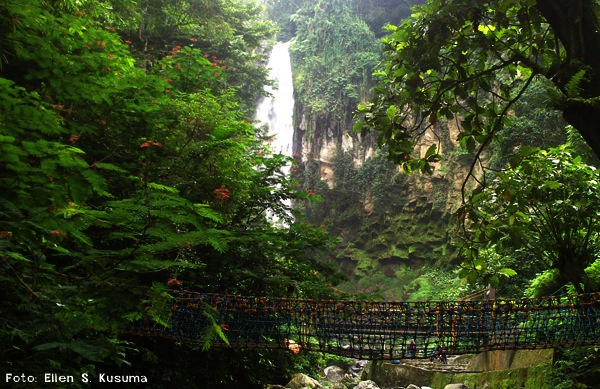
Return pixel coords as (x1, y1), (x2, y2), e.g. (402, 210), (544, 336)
(266, 358), (471, 389)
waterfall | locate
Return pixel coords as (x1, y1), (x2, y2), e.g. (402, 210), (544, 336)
(255, 41), (295, 165)
(255, 42), (295, 223)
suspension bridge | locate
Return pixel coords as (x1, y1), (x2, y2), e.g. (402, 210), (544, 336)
(125, 290), (600, 360)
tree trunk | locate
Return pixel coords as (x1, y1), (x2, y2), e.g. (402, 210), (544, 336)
(555, 253), (589, 294)
(536, 0), (600, 157)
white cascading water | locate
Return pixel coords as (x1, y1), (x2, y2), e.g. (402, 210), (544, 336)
(255, 41), (295, 166)
(255, 42), (295, 222)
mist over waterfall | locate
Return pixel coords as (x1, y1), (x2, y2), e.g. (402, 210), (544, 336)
(255, 42), (295, 165)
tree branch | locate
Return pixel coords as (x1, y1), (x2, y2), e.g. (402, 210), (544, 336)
(461, 72), (537, 203)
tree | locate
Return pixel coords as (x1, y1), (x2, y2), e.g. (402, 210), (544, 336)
(353, 0), (424, 38)
(290, 0), (379, 122)
(459, 146), (600, 294)
(490, 76), (567, 168)
(108, 0), (275, 110)
(0, 0), (336, 384)
(355, 0), (600, 175)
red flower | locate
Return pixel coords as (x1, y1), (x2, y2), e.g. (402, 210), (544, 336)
(68, 135), (79, 143)
(124, 39), (132, 45)
(0, 231), (12, 238)
(219, 324), (229, 331)
(167, 278), (182, 286)
(214, 187), (230, 201)
(50, 229), (67, 238)
(140, 140), (162, 148)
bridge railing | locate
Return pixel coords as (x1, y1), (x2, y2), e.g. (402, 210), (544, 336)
(125, 291), (600, 360)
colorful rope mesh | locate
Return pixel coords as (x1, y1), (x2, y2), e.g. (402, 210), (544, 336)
(129, 291), (600, 360)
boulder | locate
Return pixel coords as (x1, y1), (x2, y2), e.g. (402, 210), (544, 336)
(353, 380), (380, 389)
(444, 384), (469, 389)
(285, 373), (321, 389)
(324, 366), (346, 383)
(342, 373), (361, 387)
(331, 384), (348, 389)
(349, 360), (368, 377)
(407, 385), (421, 389)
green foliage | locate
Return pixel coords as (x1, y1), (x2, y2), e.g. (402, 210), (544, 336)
(354, 0), (423, 38)
(266, 0), (420, 40)
(459, 146), (600, 294)
(525, 269), (564, 298)
(546, 346), (600, 389)
(355, 0), (600, 174)
(112, 0), (276, 110)
(565, 69), (588, 98)
(290, 0), (379, 126)
(405, 265), (468, 301)
(490, 76), (567, 168)
(356, 149), (409, 212)
(0, 0), (337, 386)
(457, 248), (517, 291)
(565, 125), (600, 167)
(299, 147), (408, 233)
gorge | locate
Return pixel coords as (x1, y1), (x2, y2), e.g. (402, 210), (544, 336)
(3, 0), (600, 387)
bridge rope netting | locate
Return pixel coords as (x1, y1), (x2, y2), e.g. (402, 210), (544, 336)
(126, 291), (600, 360)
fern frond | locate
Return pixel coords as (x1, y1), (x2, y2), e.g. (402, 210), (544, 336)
(200, 304), (229, 351)
(193, 204), (224, 223)
(565, 69), (587, 97)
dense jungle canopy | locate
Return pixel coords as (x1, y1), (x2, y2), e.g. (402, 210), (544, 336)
(357, 0), (600, 173)
(2, 0), (600, 387)
(0, 0), (340, 385)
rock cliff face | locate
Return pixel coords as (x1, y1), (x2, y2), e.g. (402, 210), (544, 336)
(293, 99), (476, 300)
